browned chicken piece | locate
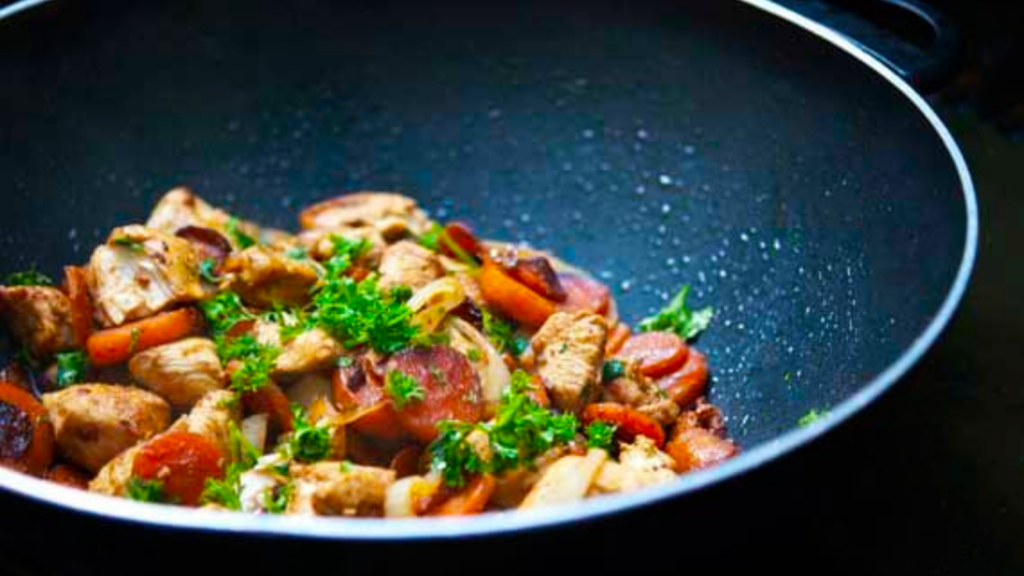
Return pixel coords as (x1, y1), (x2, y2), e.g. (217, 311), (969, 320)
(530, 311), (608, 413)
(288, 461), (396, 517)
(253, 320), (344, 377)
(664, 400), (738, 473)
(128, 337), (226, 410)
(297, 227), (386, 263)
(43, 384), (171, 473)
(89, 388), (240, 497)
(88, 225), (206, 327)
(146, 187), (261, 249)
(300, 192), (431, 242)
(377, 240), (443, 292)
(0, 286), (76, 359)
(589, 436), (677, 495)
(221, 245), (320, 308)
(603, 361), (680, 427)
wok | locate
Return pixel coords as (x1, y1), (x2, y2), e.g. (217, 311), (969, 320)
(0, 0), (977, 541)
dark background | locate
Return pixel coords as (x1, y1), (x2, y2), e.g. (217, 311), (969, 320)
(0, 1), (1021, 574)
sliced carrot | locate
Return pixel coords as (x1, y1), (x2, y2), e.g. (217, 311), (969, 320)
(618, 331), (689, 378)
(46, 463), (90, 489)
(656, 348), (709, 408)
(86, 308), (204, 367)
(64, 266), (93, 347)
(333, 364), (405, 443)
(389, 445), (424, 479)
(0, 382), (54, 476)
(559, 273), (611, 316)
(429, 473), (497, 516)
(479, 259), (557, 328)
(665, 427), (738, 473)
(581, 402), (666, 448)
(605, 322), (632, 356)
(241, 379), (294, 433)
(386, 345), (484, 443)
(132, 431), (226, 506)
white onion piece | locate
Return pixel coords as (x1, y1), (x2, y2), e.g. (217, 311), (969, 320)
(519, 449), (608, 510)
(446, 317), (510, 416)
(407, 277), (465, 333)
(384, 475), (442, 518)
(240, 413), (269, 453)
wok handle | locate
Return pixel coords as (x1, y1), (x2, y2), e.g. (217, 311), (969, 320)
(780, 0), (961, 93)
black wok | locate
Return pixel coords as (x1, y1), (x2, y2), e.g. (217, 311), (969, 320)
(0, 0), (976, 542)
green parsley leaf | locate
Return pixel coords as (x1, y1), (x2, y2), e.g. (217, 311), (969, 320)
(601, 359), (626, 383)
(287, 404), (332, 463)
(263, 480), (294, 514)
(418, 222), (444, 252)
(339, 460), (354, 473)
(385, 371), (426, 411)
(324, 235), (372, 277)
(200, 291), (254, 336)
(113, 236), (146, 253)
(310, 274), (418, 355)
(638, 285), (714, 340)
(217, 334), (280, 393)
(798, 409), (829, 428)
(228, 217), (257, 249)
(199, 258), (221, 283)
(5, 268), (53, 287)
(128, 328), (142, 356)
(262, 304), (312, 342)
(55, 350), (89, 388)
(585, 421), (618, 451)
(466, 348), (482, 363)
(481, 308), (517, 355)
(429, 421), (485, 488)
(285, 246), (309, 260)
(127, 477), (175, 504)
(200, 422), (261, 510)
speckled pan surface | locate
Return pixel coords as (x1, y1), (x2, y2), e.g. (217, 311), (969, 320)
(0, 0), (976, 538)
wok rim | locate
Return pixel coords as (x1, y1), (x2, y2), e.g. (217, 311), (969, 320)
(0, 0), (979, 540)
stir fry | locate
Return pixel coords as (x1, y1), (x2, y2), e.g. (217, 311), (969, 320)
(0, 189), (737, 518)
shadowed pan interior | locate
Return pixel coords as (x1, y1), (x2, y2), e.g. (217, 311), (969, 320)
(0, 0), (969, 530)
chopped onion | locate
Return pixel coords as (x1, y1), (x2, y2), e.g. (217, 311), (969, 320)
(446, 317), (511, 416)
(241, 413), (269, 453)
(407, 277), (466, 333)
(384, 474), (442, 518)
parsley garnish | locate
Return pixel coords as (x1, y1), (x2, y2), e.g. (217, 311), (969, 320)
(128, 328), (142, 356)
(217, 334), (280, 393)
(127, 477), (175, 504)
(310, 274), (418, 355)
(112, 236), (146, 253)
(385, 371), (426, 410)
(200, 422), (261, 510)
(228, 217), (256, 249)
(285, 404), (332, 463)
(324, 235), (372, 277)
(200, 291), (254, 336)
(418, 222), (444, 251)
(466, 348), (482, 363)
(55, 350), (89, 388)
(285, 246), (309, 261)
(638, 285), (714, 340)
(482, 308), (518, 355)
(199, 258), (221, 283)
(339, 460), (354, 473)
(601, 359), (626, 383)
(263, 480), (294, 514)
(5, 268), (53, 287)
(585, 421), (617, 451)
(798, 409), (829, 428)
(428, 370), (578, 487)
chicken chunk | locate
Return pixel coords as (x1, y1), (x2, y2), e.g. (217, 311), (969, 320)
(603, 366), (680, 427)
(43, 384), (171, 472)
(253, 320), (344, 377)
(288, 462), (396, 517)
(168, 389), (240, 455)
(146, 187), (261, 249)
(530, 311), (608, 413)
(377, 240), (443, 292)
(299, 192), (431, 242)
(88, 225), (205, 326)
(128, 338), (226, 410)
(590, 436), (677, 495)
(0, 286), (76, 359)
(221, 245), (320, 308)
(297, 227), (386, 263)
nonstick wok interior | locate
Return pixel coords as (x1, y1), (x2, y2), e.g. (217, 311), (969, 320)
(0, 0), (970, 459)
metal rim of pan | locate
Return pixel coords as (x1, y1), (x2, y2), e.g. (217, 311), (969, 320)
(0, 0), (979, 540)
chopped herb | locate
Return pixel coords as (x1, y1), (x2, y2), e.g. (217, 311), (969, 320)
(440, 232), (479, 268)
(262, 304), (311, 342)
(418, 222), (444, 252)
(386, 371), (426, 410)
(127, 477), (174, 504)
(324, 235), (372, 277)
(601, 359), (626, 383)
(286, 404), (332, 463)
(558, 342), (569, 354)
(55, 350), (89, 388)
(310, 274), (418, 355)
(337, 356), (354, 368)
(200, 422), (261, 510)
(199, 258), (221, 283)
(285, 246), (309, 260)
(466, 348), (482, 363)
(481, 308), (517, 355)
(128, 328), (142, 356)
(511, 336), (530, 358)
(5, 268), (53, 287)
(429, 421), (485, 488)
(585, 421), (618, 451)
(798, 409), (828, 428)
(199, 291), (254, 336)
(263, 480), (294, 514)
(217, 334), (279, 393)
(339, 460), (354, 473)
(228, 217), (256, 249)
(638, 285), (714, 340)
(112, 236), (146, 253)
